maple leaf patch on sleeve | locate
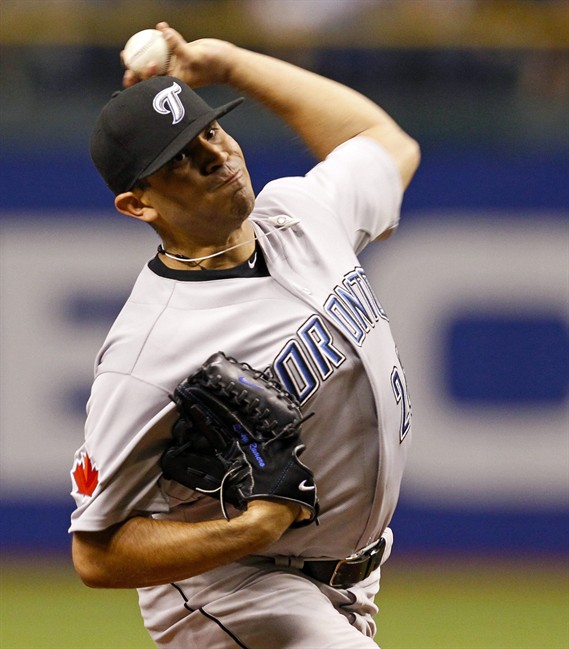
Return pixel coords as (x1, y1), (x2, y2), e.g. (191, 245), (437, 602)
(71, 452), (99, 497)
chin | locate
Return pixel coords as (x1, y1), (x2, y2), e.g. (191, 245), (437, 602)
(232, 187), (256, 222)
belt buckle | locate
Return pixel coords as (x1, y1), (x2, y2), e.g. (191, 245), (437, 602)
(328, 537), (386, 588)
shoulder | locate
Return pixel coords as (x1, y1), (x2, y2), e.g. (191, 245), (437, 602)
(256, 136), (400, 202)
(315, 136), (401, 188)
(254, 136), (401, 219)
(252, 137), (403, 250)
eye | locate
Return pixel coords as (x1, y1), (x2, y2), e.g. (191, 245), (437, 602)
(205, 124), (219, 140)
(169, 150), (190, 167)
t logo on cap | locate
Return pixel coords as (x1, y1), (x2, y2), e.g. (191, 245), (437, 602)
(153, 81), (185, 125)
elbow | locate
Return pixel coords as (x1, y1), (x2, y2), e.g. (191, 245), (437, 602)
(409, 137), (421, 170)
(76, 569), (107, 590)
(400, 136), (421, 189)
(405, 135), (421, 174)
(73, 547), (107, 589)
(73, 559), (107, 589)
(72, 531), (117, 589)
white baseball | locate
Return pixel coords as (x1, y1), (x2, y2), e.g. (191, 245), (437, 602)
(123, 29), (170, 75)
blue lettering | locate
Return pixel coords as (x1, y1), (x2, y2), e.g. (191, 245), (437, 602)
(274, 340), (319, 404)
(299, 316), (345, 379)
(391, 366), (411, 443)
(351, 268), (388, 322)
(324, 295), (365, 345)
(249, 443), (266, 468)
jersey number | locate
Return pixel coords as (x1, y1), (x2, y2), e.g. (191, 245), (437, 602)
(391, 367), (411, 443)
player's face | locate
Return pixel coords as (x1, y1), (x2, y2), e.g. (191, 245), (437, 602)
(137, 123), (255, 245)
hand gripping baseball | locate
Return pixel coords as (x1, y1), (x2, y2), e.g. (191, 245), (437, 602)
(161, 352), (319, 527)
(123, 22), (236, 89)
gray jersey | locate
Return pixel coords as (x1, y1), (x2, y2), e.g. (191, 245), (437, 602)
(69, 137), (410, 563)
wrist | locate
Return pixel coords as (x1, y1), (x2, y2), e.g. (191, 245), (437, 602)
(224, 44), (253, 88)
(241, 500), (298, 545)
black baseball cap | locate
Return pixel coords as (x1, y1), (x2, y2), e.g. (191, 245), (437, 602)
(90, 76), (244, 195)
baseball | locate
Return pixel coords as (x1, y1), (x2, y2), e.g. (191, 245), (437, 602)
(123, 29), (170, 75)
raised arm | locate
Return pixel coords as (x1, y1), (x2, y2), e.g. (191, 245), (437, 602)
(124, 22), (420, 189)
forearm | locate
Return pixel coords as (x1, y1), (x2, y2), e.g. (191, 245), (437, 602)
(226, 48), (392, 159)
(73, 501), (295, 589)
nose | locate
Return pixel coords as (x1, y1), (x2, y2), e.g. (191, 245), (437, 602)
(194, 137), (229, 175)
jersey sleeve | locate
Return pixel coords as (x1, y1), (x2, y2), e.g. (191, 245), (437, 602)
(68, 372), (176, 533)
(255, 136), (403, 253)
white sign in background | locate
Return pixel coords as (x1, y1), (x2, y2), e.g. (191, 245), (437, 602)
(1, 214), (567, 509)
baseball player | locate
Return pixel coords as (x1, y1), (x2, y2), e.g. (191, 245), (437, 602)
(69, 21), (420, 649)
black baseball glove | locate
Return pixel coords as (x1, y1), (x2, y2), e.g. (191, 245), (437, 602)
(161, 352), (319, 527)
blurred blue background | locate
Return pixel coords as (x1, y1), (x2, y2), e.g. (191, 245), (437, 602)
(1, 0), (567, 560)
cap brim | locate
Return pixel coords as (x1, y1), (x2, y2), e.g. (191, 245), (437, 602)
(137, 97), (244, 183)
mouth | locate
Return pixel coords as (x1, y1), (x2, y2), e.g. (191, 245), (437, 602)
(214, 168), (243, 190)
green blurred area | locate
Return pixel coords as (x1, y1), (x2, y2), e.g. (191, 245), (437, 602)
(1, 555), (567, 649)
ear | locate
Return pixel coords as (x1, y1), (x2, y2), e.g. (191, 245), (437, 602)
(114, 191), (156, 223)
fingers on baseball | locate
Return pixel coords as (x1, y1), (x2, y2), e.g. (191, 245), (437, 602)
(156, 22), (187, 51)
(121, 60), (161, 85)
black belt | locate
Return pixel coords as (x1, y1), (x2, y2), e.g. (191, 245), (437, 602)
(300, 537), (386, 589)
